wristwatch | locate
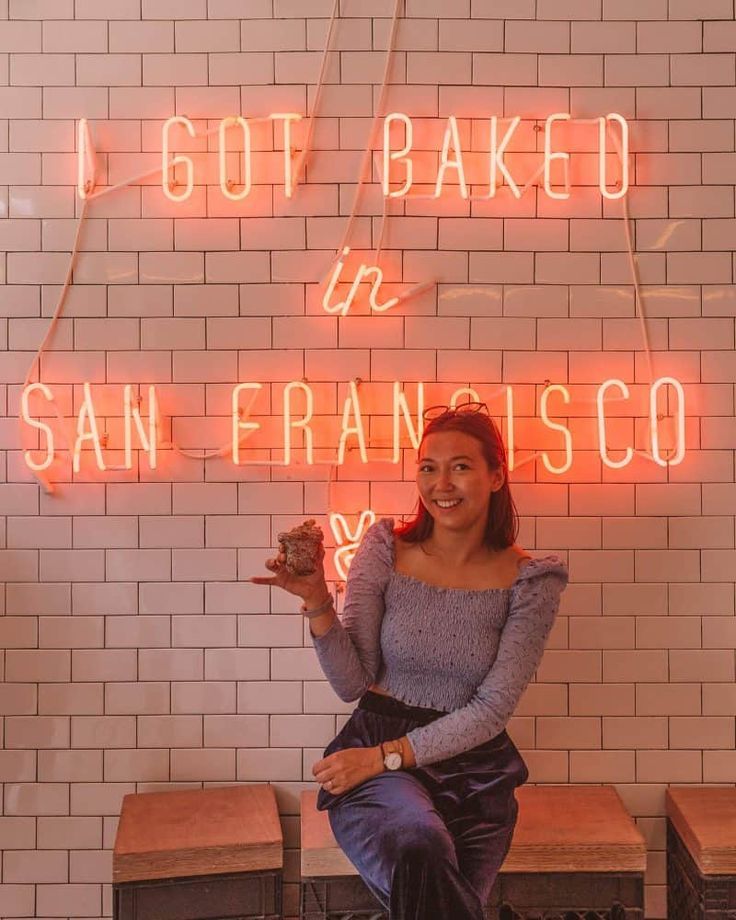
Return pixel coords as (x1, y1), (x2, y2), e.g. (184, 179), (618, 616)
(381, 740), (403, 772)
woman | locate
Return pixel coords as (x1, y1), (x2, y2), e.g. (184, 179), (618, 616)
(250, 403), (568, 919)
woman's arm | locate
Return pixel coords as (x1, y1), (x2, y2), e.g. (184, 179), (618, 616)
(309, 519), (394, 701)
(308, 609), (338, 637)
(250, 518), (393, 701)
(398, 735), (417, 768)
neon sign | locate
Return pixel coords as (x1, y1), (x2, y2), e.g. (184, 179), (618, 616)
(329, 511), (377, 581)
(21, 377), (685, 476)
(78, 112), (629, 204)
(322, 247), (399, 316)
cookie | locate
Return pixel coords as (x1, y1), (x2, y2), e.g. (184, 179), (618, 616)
(277, 519), (324, 576)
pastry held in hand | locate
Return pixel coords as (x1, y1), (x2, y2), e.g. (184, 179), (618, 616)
(277, 519), (324, 576)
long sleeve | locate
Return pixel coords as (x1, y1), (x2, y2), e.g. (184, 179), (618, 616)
(406, 556), (568, 767)
(310, 518), (393, 702)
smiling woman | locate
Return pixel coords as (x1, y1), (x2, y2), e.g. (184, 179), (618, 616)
(297, 403), (569, 918)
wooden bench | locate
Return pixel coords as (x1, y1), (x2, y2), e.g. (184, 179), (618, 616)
(666, 786), (736, 920)
(300, 785), (646, 920)
(113, 784), (283, 920)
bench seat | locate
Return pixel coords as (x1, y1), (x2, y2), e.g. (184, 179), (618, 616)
(666, 786), (736, 920)
(301, 784), (646, 920)
(113, 784), (283, 920)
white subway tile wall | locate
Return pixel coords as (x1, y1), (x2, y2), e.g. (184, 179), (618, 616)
(1, 2), (735, 918)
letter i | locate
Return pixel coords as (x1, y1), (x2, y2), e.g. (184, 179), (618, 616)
(322, 247), (352, 315)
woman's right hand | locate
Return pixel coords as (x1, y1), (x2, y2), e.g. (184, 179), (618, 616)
(247, 542), (329, 604)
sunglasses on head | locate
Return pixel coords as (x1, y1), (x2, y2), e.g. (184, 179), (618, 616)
(422, 401), (490, 422)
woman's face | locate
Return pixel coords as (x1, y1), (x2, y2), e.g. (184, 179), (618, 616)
(416, 430), (504, 531)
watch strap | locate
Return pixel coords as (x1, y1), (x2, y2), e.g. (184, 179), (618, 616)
(380, 739), (403, 769)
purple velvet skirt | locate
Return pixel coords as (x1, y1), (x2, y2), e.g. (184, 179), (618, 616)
(316, 690), (529, 919)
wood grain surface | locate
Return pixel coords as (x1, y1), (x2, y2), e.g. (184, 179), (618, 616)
(301, 784), (647, 877)
(113, 784), (283, 883)
(666, 786), (736, 875)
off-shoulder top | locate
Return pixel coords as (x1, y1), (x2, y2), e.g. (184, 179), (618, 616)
(311, 517), (568, 767)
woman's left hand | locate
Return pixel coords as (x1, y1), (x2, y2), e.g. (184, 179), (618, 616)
(312, 746), (384, 796)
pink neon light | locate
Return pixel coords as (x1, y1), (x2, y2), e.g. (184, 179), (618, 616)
(219, 116), (252, 202)
(322, 247), (399, 316)
(382, 112), (414, 199)
(329, 510), (376, 580)
(359, 265), (399, 314)
(544, 113), (571, 201)
(597, 379), (634, 469)
(505, 385), (515, 473)
(73, 382), (106, 473)
(283, 380), (314, 465)
(21, 382), (55, 472)
(392, 381), (425, 464)
(599, 112), (629, 200)
(650, 377), (686, 466)
(540, 384), (573, 474)
(489, 116), (522, 199)
(434, 116), (469, 200)
(232, 382), (263, 466)
(21, 378), (685, 476)
(123, 385), (158, 470)
(162, 116), (195, 203)
(337, 380), (368, 465)
(77, 111), (632, 204)
(76, 118), (97, 200)
(270, 113), (302, 199)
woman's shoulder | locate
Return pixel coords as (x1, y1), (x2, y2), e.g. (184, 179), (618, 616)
(512, 548), (569, 589)
(363, 516), (396, 546)
(349, 517), (395, 576)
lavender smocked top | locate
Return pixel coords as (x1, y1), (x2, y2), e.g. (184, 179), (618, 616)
(311, 517), (569, 767)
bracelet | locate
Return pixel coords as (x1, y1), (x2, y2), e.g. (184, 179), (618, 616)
(300, 593), (335, 619)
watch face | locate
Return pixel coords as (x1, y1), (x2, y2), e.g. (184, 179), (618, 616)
(385, 752), (402, 770)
